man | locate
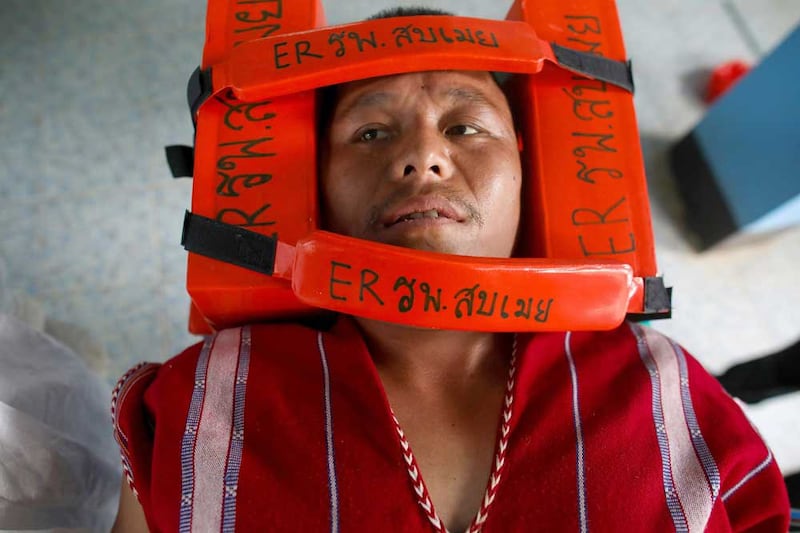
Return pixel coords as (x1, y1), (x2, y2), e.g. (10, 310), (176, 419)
(113, 8), (790, 532)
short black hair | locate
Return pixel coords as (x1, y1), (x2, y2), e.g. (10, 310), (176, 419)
(368, 7), (454, 19)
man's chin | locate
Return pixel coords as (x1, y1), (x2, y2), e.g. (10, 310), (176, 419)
(353, 223), (482, 256)
(377, 233), (465, 256)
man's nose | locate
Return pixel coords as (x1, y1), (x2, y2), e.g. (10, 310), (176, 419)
(391, 128), (453, 182)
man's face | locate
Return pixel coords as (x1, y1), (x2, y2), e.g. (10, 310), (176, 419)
(320, 70), (522, 258)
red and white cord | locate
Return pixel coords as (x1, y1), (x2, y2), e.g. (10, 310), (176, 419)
(393, 337), (518, 533)
(393, 414), (447, 532)
(110, 362), (155, 497)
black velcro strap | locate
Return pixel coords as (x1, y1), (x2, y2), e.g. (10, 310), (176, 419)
(163, 67), (211, 179)
(627, 277), (672, 322)
(165, 145), (194, 178)
(644, 277), (671, 313)
(181, 211), (277, 276)
(552, 43), (634, 93)
(188, 67), (213, 125)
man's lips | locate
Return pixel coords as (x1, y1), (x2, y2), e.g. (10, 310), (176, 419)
(380, 197), (465, 227)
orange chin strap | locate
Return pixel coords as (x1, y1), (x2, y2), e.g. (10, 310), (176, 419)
(182, 214), (640, 332)
(174, 0), (671, 334)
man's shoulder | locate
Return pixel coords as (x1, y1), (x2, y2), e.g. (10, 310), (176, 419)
(562, 322), (775, 467)
(162, 317), (337, 374)
(520, 321), (677, 368)
(113, 318), (339, 405)
(111, 318), (344, 491)
(518, 322), (738, 414)
(560, 321), (708, 372)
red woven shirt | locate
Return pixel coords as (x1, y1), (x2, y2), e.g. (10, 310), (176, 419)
(113, 318), (790, 531)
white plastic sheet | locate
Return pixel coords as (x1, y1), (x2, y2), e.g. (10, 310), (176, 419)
(0, 314), (120, 532)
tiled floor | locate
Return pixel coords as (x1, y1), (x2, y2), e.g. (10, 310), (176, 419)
(1, 0), (798, 479)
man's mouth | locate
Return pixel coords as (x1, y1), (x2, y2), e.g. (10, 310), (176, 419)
(378, 196), (467, 229)
(394, 209), (443, 224)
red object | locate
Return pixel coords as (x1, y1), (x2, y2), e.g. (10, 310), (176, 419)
(705, 60), (751, 104)
(113, 319), (790, 531)
(185, 0), (663, 333)
(283, 230), (639, 332)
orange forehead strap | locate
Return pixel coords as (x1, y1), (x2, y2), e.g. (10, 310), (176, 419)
(208, 16), (633, 103)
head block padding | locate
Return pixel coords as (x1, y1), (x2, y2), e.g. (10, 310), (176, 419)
(183, 0), (668, 333)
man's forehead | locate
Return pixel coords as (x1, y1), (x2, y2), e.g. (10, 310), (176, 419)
(332, 70), (507, 116)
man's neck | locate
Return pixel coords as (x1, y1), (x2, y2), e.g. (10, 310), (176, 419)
(354, 317), (512, 391)
(353, 317), (515, 533)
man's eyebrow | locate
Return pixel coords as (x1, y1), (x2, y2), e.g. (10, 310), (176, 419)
(337, 91), (394, 117)
(444, 87), (499, 110)
(334, 85), (504, 118)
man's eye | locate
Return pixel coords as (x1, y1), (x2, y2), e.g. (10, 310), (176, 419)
(358, 128), (389, 142)
(446, 124), (480, 136)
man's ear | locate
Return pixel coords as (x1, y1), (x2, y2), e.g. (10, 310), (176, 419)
(516, 131), (524, 152)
